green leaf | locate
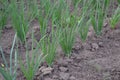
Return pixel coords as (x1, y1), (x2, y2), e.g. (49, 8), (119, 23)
(118, 0), (120, 4)
(0, 68), (12, 80)
(78, 18), (91, 42)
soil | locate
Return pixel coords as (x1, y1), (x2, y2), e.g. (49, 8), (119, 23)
(39, 22), (120, 80)
(0, 1), (120, 80)
(0, 19), (120, 80)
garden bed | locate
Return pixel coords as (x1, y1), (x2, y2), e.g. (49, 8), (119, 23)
(0, 21), (120, 80)
(0, 0), (120, 80)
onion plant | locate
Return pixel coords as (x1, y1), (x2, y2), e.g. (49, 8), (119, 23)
(40, 19), (60, 66)
(52, 0), (66, 25)
(37, 0), (50, 37)
(110, 6), (120, 29)
(78, 18), (91, 42)
(26, 0), (38, 21)
(0, 34), (17, 80)
(19, 31), (46, 80)
(59, 27), (76, 56)
(10, 0), (31, 42)
(59, 5), (76, 56)
(91, 0), (110, 35)
(77, 0), (92, 42)
(38, 0), (61, 37)
(0, 0), (9, 33)
(40, 34), (58, 66)
(72, 0), (81, 7)
(0, 0), (9, 27)
(118, 0), (120, 4)
(37, 0), (66, 65)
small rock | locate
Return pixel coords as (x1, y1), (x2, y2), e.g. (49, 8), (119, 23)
(33, 25), (40, 33)
(88, 26), (94, 37)
(59, 72), (70, 80)
(53, 75), (58, 79)
(98, 42), (103, 47)
(5, 24), (12, 29)
(91, 48), (95, 51)
(41, 67), (53, 72)
(43, 70), (52, 75)
(73, 44), (81, 50)
(40, 67), (53, 75)
(44, 78), (53, 80)
(85, 43), (91, 50)
(103, 22), (108, 27)
(57, 58), (68, 66)
(59, 67), (68, 72)
(66, 58), (73, 63)
(35, 71), (41, 76)
(91, 43), (99, 50)
(39, 66), (46, 71)
(70, 76), (76, 80)
(74, 63), (78, 66)
(115, 43), (119, 47)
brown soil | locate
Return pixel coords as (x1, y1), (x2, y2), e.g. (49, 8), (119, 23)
(0, 20), (120, 80)
(39, 22), (120, 80)
(0, 1), (120, 80)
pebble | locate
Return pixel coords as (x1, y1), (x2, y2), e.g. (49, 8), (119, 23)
(59, 67), (68, 72)
(115, 43), (119, 47)
(41, 67), (53, 72)
(57, 58), (68, 66)
(70, 76), (76, 80)
(33, 25), (40, 33)
(66, 58), (73, 63)
(39, 66), (46, 71)
(43, 70), (52, 75)
(85, 44), (92, 50)
(53, 75), (58, 79)
(73, 44), (81, 50)
(59, 72), (70, 80)
(5, 24), (12, 29)
(44, 78), (53, 80)
(98, 42), (103, 47)
(74, 63), (78, 66)
(103, 22), (108, 27)
(39, 67), (53, 75)
(91, 43), (99, 50)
